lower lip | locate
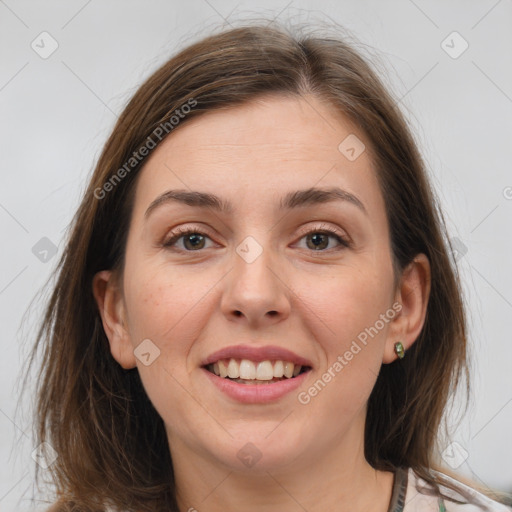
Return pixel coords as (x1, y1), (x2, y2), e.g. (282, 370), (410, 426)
(201, 367), (311, 404)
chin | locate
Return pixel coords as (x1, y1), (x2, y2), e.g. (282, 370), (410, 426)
(206, 429), (307, 473)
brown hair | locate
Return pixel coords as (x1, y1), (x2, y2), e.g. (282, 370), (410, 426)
(24, 21), (471, 511)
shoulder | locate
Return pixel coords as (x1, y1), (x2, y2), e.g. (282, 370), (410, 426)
(404, 467), (512, 512)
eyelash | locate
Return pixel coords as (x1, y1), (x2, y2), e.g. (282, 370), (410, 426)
(162, 224), (351, 253)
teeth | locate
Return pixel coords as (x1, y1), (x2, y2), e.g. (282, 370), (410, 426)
(218, 360), (228, 378)
(208, 358), (304, 380)
(256, 361), (274, 380)
(227, 359), (239, 379)
(273, 360), (284, 378)
(283, 362), (294, 378)
(239, 359), (256, 379)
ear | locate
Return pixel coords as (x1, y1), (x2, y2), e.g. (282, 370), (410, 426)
(382, 254), (431, 364)
(92, 270), (137, 369)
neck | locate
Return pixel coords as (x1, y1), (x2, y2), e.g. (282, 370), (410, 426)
(170, 422), (395, 512)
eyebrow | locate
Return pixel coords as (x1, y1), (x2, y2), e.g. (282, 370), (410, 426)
(144, 186), (367, 219)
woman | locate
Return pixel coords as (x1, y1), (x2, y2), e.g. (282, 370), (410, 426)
(29, 22), (510, 512)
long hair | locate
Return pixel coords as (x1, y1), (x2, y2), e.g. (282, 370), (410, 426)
(24, 21), (469, 511)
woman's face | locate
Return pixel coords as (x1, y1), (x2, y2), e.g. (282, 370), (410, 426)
(100, 94), (407, 473)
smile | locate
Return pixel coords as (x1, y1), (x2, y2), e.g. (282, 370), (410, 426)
(205, 358), (311, 384)
(200, 344), (313, 402)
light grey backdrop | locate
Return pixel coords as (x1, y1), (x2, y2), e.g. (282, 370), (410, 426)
(1, 1), (511, 510)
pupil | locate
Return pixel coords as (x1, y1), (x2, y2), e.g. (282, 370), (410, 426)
(186, 234), (204, 250)
(309, 233), (327, 250)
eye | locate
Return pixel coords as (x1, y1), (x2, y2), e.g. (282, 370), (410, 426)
(162, 224), (351, 253)
(295, 224), (351, 252)
(163, 227), (215, 251)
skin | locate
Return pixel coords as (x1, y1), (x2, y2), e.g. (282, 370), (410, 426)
(93, 94), (430, 512)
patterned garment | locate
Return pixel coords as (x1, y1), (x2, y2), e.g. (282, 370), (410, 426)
(388, 467), (512, 512)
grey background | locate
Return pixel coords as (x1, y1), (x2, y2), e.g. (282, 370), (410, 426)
(1, 0), (511, 510)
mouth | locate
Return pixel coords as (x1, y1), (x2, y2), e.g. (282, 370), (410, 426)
(203, 358), (312, 385)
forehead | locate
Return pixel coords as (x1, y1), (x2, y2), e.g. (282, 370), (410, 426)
(154, 94), (365, 157)
(131, 94), (383, 217)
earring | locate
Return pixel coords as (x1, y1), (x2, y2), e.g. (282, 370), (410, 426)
(394, 341), (405, 359)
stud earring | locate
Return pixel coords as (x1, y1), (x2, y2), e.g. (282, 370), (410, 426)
(394, 341), (405, 359)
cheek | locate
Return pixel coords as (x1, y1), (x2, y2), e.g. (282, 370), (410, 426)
(299, 291), (391, 428)
(121, 262), (216, 427)
(124, 258), (205, 331)
(298, 262), (393, 400)
(297, 261), (393, 341)
(122, 259), (227, 371)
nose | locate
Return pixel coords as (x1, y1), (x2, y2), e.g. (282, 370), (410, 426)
(220, 239), (291, 328)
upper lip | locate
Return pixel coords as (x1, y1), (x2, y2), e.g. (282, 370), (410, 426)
(201, 344), (313, 368)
